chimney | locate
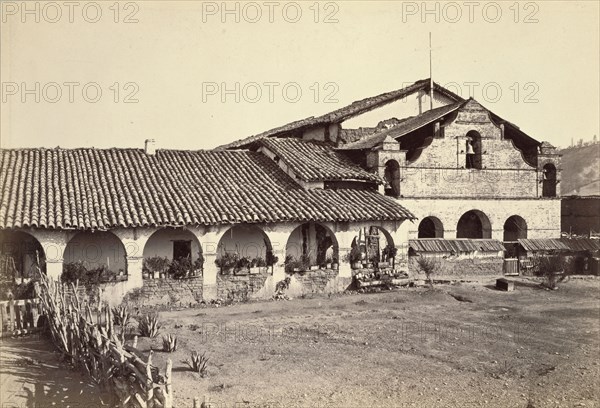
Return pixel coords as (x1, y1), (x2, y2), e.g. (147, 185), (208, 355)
(145, 139), (156, 155)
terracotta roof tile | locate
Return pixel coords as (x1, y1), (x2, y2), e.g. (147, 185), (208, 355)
(0, 148), (414, 230)
(260, 138), (382, 183)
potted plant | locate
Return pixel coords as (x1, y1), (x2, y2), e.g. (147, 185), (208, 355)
(344, 246), (363, 269)
(332, 257), (339, 270)
(250, 257), (267, 274)
(325, 257), (333, 270)
(236, 257), (251, 275)
(383, 244), (397, 263)
(143, 256), (170, 280)
(284, 256), (303, 273)
(192, 252), (204, 277)
(215, 252), (238, 275)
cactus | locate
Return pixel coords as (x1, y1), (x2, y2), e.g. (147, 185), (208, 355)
(138, 313), (161, 338)
(185, 351), (209, 376)
(162, 333), (178, 352)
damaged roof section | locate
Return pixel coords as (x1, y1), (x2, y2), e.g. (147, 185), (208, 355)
(0, 148), (415, 230)
(218, 79), (543, 153)
(260, 138), (382, 183)
(338, 101), (465, 151)
(218, 78), (433, 150)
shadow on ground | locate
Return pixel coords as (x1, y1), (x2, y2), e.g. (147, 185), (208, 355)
(0, 335), (109, 407)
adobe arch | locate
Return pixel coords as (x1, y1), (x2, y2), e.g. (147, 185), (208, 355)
(456, 210), (492, 239)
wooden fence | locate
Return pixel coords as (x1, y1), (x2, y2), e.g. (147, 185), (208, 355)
(0, 298), (43, 337)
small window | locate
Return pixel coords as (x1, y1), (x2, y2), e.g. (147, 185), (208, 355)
(465, 130), (482, 169)
(173, 240), (192, 261)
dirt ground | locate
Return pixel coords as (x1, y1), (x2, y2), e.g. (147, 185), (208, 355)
(1, 277), (599, 408)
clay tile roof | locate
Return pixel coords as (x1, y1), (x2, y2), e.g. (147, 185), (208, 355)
(260, 138), (382, 183)
(0, 147), (414, 230)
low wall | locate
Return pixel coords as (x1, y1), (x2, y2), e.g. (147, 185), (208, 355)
(284, 269), (351, 297)
(408, 256), (504, 278)
(121, 276), (203, 308)
(216, 270), (270, 301)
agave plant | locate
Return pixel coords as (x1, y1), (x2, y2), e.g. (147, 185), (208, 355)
(184, 351), (209, 376)
(162, 333), (178, 352)
(112, 305), (130, 327)
(138, 313), (161, 338)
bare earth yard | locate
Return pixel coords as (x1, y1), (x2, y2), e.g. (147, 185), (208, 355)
(1, 277), (599, 408)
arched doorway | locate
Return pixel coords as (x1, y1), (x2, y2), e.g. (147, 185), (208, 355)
(384, 160), (401, 197)
(285, 223), (339, 271)
(216, 224), (272, 268)
(466, 130), (482, 169)
(0, 230), (46, 286)
(418, 217), (444, 238)
(503, 216), (527, 242)
(348, 225), (395, 269)
(63, 231), (127, 281)
(542, 163), (557, 197)
(456, 210), (492, 239)
(143, 228), (203, 278)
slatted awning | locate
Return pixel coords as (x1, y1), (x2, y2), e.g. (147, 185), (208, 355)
(518, 238), (600, 252)
(409, 239), (505, 253)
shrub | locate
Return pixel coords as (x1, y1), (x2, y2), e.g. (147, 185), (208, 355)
(185, 351), (209, 376)
(138, 313), (161, 337)
(162, 333), (178, 352)
(536, 255), (567, 289)
(416, 256), (439, 287)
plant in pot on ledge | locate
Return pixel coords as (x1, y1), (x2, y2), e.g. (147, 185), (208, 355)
(250, 257), (267, 274)
(143, 256), (170, 280)
(192, 252), (204, 277)
(236, 257), (251, 275)
(215, 252), (238, 275)
(284, 255), (303, 273)
(383, 244), (397, 265)
(344, 246), (363, 270)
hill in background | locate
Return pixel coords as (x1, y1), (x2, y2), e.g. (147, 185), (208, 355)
(559, 142), (600, 196)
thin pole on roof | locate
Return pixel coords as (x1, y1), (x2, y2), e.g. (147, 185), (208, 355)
(429, 32), (433, 111)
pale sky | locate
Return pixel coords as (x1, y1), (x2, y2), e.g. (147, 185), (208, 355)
(1, 1), (599, 150)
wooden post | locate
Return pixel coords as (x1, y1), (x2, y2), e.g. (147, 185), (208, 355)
(0, 302), (5, 337)
(164, 359), (173, 408)
(193, 397), (200, 408)
(8, 298), (15, 333)
(31, 299), (39, 330)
